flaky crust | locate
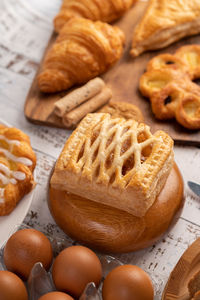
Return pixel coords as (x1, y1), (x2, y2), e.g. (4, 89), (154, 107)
(54, 0), (137, 33)
(98, 100), (144, 123)
(130, 0), (200, 57)
(38, 18), (124, 93)
(0, 125), (36, 216)
(139, 45), (200, 129)
(51, 113), (174, 217)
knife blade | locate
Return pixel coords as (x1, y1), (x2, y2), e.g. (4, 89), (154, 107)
(188, 181), (200, 197)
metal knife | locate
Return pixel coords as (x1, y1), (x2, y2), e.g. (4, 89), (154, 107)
(188, 181), (200, 197)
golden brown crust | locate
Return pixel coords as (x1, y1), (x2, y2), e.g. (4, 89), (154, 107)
(38, 18), (124, 93)
(175, 45), (200, 80)
(54, 0), (137, 33)
(98, 100), (144, 123)
(130, 0), (200, 57)
(0, 125), (36, 216)
(147, 53), (189, 75)
(175, 94), (200, 129)
(139, 45), (200, 129)
(51, 113), (174, 217)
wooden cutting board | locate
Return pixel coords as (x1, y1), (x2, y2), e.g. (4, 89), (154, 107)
(24, 0), (200, 145)
(162, 238), (200, 300)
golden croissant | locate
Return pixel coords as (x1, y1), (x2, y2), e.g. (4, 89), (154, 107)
(130, 0), (200, 57)
(38, 18), (124, 93)
(54, 0), (137, 33)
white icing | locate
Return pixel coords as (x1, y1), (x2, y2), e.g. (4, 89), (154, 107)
(13, 171), (26, 181)
(0, 135), (21, 146)
(0, 188), (4, 204)
(0, 172), (17, 185)
(0, 134), (32, 203)
(0, 164), (26, 182)
(0, 148), (32, 166)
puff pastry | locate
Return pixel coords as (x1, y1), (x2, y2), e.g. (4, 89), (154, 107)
(51, 113), (174, 217)
(38, 18), (124, 93)
(0, 125), (36, 216)
(54, 0), (137, 33)
(98, 100), (144, 123)
(130, 0), (200, 57)
(140, 45), (200, 129)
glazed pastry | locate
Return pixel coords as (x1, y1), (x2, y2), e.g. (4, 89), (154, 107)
(139, 45), (200, 129)
(0, 125), (36, 216)
(38, 18), (124, 93)
(175, 45), (200, 80)
(54, 0), (137, 33)
(130, 0), (200, 57)
(98, 100), (144, 123)
(51, 113), (174, 217)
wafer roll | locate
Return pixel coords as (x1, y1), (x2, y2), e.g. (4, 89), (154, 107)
(54, 77), (105, 117)
(62, 87), (112, 127)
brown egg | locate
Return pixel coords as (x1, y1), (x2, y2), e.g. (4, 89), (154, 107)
(38, 292), (74, 300)
(4, 228), (53, 280)
(0, 270), (28, 300)
(102, 265), (154, 300)
(52, 245), (102, 298)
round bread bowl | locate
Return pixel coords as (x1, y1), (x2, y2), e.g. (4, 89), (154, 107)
(49, 163), (184, 253)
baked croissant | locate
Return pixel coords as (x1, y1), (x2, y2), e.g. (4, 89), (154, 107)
(130, 0), (200, 57)
(54, 0), (137, 33)
(38, 18), (125, 93)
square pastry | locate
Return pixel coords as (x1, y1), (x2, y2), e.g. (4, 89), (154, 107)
(51, 113), (174, 217)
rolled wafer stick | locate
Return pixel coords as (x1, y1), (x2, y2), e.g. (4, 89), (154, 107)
(62, 87), (112, 127)
(54, 77), (105, 117)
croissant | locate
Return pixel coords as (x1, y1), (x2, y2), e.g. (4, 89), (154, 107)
(54, 0), (137, 33)
(130, 0), (200, 57)
(38, 18), (125, 93)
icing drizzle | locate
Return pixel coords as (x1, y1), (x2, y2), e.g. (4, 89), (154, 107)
(0, 134), (32, 204)
(0, 135), (21, 146)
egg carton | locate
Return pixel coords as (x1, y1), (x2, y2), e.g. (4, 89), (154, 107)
(0, 224), (164, 300)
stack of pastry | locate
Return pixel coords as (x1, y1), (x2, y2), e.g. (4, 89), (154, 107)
(49, 113), (183, 252)
(140, 45), (200, 129)
(0, 125), (36, 216)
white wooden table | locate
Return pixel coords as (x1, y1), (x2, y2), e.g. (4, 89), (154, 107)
(0, 0), (200, 298)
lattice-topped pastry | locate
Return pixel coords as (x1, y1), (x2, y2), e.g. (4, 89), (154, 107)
(0, 125), (36, 216)
(51, 113), (174, 217)
(139, 45), (200, 129)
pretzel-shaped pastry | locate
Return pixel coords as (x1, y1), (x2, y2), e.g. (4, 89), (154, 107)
(140, 45), (200, 129)
(147, 53), (189, 74)
(175, 45), (200, 80)
(175, 94), (200, 130)
(0, 125), (36, 216)
(51, 113), (174, 217)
